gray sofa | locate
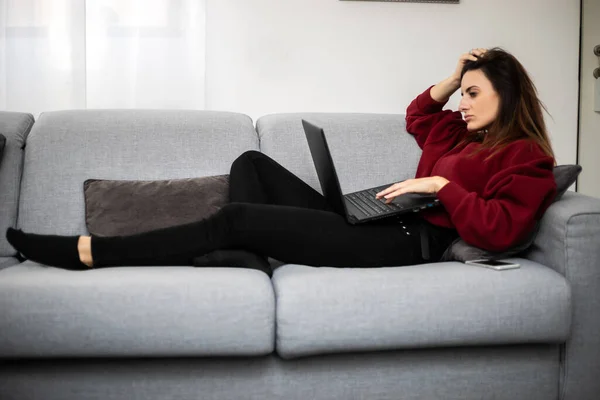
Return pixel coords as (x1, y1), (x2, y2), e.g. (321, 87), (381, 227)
(0, 109), (599, 400)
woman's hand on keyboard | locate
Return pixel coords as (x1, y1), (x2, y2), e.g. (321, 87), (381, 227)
(375, 177), (449, 204)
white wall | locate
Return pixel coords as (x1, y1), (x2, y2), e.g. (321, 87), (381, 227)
(205, 0), (580, 166)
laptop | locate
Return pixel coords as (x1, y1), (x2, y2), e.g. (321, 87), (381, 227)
(302, 120), (440, 225)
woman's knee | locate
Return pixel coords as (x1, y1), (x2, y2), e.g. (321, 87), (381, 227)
(219, 202), (271, 228)
(231, 150), (261, 173)
(236, 150), (262, 163)
(219, 202), (249, 222)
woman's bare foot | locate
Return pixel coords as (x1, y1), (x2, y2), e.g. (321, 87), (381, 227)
(77, 236), (93, 267)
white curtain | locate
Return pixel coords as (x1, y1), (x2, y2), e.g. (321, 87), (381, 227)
(0, 0), (205, 117)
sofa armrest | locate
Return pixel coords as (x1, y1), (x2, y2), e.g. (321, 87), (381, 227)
(525, 191), (600, 400)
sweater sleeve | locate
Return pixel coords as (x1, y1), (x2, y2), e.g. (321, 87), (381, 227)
(435, 142), (557, 252)
(405, 86), (467, 149)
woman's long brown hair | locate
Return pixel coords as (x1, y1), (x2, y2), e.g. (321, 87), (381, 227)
(459, 47), (555, 162)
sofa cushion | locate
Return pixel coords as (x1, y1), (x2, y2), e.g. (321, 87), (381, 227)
(84, 175), (229, 237)
(0, 257), (19, 270)
(256, 113), (422, 195)
(0, 262), (275, 358)
(273, 259), (571, 359)
(17, 110), (258, 235)
(0, 112), (35, 256)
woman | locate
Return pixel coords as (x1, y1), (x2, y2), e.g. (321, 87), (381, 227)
(6, 47), (557, 275)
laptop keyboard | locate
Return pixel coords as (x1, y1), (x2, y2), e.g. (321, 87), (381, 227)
(345, 188), (401, 217)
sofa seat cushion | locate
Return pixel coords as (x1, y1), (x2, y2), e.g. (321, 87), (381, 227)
(0, 262), (275, 358)
(0, 257), (19, 270)
(273, 259), (571, 359)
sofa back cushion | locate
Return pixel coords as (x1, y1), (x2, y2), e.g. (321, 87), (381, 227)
(0, 112), (35, 256)
(256, 113), (422, 195)
(18, 110), (259, 234)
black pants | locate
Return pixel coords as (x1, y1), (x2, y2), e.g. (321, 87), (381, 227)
(92, 151), (458, 268)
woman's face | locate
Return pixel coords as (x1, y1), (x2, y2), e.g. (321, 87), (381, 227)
(459, 69), (500, 132)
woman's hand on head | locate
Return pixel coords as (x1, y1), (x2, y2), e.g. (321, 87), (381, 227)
(375, 177), (449, 204)
(452, 48), (487, 81)
(432, 48), (488, 101)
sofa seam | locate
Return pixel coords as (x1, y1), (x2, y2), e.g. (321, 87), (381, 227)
(271, 277), (278, 354)
(6, 116), (35, 256)
(256, 115), (317, 144)
(255, 122), (262, 153)
(13, 116), (35, 226)
(255, 117), (272, 143)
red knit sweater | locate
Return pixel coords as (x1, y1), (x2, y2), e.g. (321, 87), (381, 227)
(406, 86), (557, 252)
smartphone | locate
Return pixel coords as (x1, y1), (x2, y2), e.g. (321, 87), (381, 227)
(465, 259), (521, 271)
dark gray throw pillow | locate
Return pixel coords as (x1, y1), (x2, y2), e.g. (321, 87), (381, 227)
(440, 164), (582, 262)
(84, 175), (229, 237)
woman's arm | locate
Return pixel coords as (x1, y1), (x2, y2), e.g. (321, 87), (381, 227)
(405, 86), (465, 149)
(430, 76), (461, 103)
(431, 49), (486, 101)
(405, 49), (485, 149)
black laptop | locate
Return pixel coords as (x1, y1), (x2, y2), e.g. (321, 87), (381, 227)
(302, 120), (440, 224)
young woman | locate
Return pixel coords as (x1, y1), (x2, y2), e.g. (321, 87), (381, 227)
(6, 48), (557, 276)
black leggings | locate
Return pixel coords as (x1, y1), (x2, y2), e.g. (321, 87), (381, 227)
(92, 151), (458, 268)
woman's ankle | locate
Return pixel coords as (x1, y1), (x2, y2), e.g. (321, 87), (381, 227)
(77, 236), (93, 267)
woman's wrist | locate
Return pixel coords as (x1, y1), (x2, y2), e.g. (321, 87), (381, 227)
(430, 77), (461, 103)
(448, 75), (461, 89)
(435, 177), (450, 192)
